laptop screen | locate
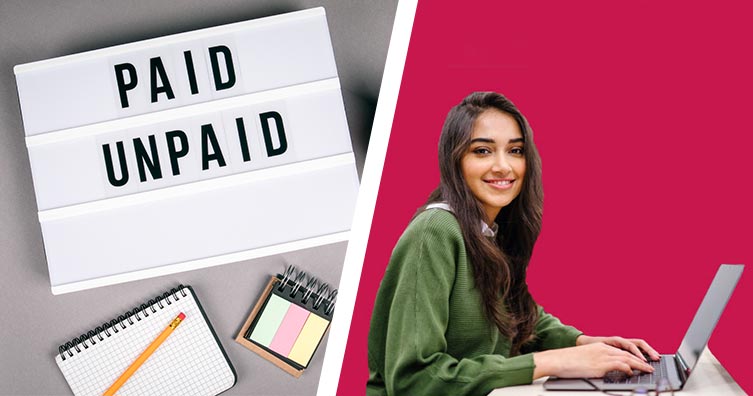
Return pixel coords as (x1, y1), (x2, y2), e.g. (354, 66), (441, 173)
(676, 264), (743, 376)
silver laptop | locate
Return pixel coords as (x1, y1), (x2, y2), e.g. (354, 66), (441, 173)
(544, 264), (743, 392)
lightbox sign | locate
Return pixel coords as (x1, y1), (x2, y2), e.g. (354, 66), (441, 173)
(14, 8), (359, 295)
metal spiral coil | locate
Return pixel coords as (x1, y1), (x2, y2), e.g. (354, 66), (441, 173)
(324, 289), (338, 315)
(276, 265), (338, 316)
(312, 283), (329, 310)
(289, 270), (307, 298)
(277, 265), (337, 315)
(301, 277), (318, 304)
(58, 285), (188, 361)
(277, 266), (295, 292)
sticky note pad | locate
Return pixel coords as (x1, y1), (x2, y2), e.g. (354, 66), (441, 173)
(236, 268), (336, 377)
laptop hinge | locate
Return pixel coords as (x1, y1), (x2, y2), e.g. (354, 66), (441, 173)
(675, 353), (690, 383)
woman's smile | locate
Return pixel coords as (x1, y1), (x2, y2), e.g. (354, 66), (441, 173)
(483, 178), (515, 189)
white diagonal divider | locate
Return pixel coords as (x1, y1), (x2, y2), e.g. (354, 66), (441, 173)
(317, 1), (418, 394)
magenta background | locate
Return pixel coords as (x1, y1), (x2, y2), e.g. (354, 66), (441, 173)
(341, 2), (753, 394)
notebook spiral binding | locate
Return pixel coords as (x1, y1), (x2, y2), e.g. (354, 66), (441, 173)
(58, 285), (188, 361)
(276, 266), (338, 316)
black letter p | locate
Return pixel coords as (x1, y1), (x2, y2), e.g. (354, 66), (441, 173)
(114, 63), (138, 108)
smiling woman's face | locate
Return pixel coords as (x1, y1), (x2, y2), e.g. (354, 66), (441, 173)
(461, 109), (526, 224)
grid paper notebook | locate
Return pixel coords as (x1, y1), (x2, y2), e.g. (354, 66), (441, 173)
(55, 285), (236, 395)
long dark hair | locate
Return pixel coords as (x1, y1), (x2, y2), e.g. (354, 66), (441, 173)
(422, 92), (543, 355)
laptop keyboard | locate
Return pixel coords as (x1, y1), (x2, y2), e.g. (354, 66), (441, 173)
(606, 357), (669, 384)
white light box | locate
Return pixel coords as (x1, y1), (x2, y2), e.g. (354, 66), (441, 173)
(14, 8), (359, 295)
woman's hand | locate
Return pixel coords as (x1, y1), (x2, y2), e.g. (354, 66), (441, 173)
(576, 335), (660, 361)
(532, 342), (655, 379)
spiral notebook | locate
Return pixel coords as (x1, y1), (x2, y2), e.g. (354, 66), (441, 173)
(236, 266), (337, 377)
(55, 285), (236, 396)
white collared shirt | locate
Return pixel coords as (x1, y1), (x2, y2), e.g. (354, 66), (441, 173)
(425, 202), (498, 238)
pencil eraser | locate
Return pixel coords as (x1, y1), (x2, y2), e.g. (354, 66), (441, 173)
(178, 312), (186, 320)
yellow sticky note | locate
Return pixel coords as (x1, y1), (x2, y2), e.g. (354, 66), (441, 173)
(287, 313), (329, 366)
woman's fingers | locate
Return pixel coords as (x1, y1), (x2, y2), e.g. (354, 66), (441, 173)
(604, 361), (633, 375)
(603, 336), (658, 362)
(622, 352), (654, 373)
(619, 339), (646, 361)
(604, 343), (654, 373)
(631, 338), (661, 361)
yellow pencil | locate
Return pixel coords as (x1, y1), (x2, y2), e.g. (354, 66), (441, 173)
(103, 312), (185, 396)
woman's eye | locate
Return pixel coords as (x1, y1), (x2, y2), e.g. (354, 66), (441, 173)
(510, 147), (524, 155)
(472, 147), (492, 155)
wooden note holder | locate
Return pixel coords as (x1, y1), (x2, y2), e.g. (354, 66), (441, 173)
(236, 269), (336, 378)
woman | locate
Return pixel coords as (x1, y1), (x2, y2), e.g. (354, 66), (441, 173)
(367, 92), (660, 395)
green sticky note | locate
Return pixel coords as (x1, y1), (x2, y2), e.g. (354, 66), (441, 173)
(249, 294), (290, 346)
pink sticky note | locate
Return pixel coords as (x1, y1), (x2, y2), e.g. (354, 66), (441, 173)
(269, 303), (310, 356)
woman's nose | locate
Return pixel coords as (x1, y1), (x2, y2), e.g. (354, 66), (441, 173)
(491, 154), (512, 174)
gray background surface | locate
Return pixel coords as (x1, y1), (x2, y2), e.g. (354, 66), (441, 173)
(0, 1), (396, 394)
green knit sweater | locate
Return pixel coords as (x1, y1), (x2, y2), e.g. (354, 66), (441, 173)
(367, 209), (582, 396)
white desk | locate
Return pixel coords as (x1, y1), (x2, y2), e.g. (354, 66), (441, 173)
(489, 348), (744, 395)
